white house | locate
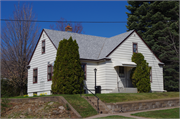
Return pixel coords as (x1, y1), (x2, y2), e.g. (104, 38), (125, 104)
(27, 28), (165, 96)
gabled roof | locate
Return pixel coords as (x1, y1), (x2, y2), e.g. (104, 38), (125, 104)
(44, 29), (107, 59)
(28, 29), (163, 65)
(44, 29), (135, 60)
(98, 30), (134, 59)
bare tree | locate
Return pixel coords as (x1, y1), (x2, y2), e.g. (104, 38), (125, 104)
(50, 17), (84, 33)
(1, 3), (40, 96)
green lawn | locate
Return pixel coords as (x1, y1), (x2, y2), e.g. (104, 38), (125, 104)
(63, 95), (97, 118)
(131, 108), (179, 118)
(94, 115), (135, 119)
(83, 92), (179, 103)
(2, 92), (179, 118)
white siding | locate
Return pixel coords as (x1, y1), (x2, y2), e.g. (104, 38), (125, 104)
(82, 61), (108, 94)
(107, 32), (164, 92)
(28, 31), (57, 94)
(82, 61), (97, 94)
(28, 31), (164, 95)
(105, 60), (117, 92)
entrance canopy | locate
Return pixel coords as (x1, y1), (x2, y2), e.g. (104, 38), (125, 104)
(113, 61), (136, 67)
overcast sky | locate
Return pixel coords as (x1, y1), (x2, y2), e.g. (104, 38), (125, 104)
(1, 1), (130, 38)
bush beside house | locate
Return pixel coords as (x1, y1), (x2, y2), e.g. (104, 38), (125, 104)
(51, 37), (84, 94)
(131, 53), (151, 93)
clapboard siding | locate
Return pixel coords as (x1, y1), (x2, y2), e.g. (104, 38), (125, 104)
(28, 31), (57, 94)
(81, 61), (107, 93)
(104, 60), (117, 90)
(107, 32), (164, 91)
(28, 30), (164, 95)
(82, 61), (98, 91)
(97, 62), (106, 89)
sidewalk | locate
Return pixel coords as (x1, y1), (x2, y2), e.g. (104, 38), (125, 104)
(85, 106), (179, 119)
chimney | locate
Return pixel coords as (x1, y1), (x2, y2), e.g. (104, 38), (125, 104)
(65, 24), (72, 32)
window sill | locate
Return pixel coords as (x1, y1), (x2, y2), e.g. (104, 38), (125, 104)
(48, 79), (52, 81)
(42, 52), (45, 54)
(33, 82), (37, 84)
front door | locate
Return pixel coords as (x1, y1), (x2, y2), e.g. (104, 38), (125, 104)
(119, 66), (126, 87)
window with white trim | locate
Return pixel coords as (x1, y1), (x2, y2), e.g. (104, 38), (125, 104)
(42, 40), (45, 54)
(33, 68), (38, 83)
(133, 43), (138, 53)
(47, 65), (53, 81)
(119, 66), (125, 77)
(81, 64), (86, 80)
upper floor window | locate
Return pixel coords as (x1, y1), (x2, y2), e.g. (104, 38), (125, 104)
(42, 40), (45, 54)
(133, 43), (138, 53)
(81, 63), (86, 80)
(33, 68), (38, 83)
(47, 65), (53, 81)
(119, 66), (125, 77)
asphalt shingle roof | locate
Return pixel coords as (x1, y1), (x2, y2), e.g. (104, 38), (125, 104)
(44, 29), (134, 60)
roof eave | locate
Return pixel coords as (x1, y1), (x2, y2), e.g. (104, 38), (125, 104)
(80, 57), (111, 62)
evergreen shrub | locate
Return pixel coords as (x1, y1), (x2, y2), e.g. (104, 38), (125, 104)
(131, 53), (151, 93)
(51, 36), (84, 94)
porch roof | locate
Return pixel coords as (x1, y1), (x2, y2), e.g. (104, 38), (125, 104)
(113, 61), (136, 67)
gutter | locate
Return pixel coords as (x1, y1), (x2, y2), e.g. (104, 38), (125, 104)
(80, 57), (111, 62)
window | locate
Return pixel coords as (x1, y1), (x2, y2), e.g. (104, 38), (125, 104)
(133, 43), (138, 53)
(42, 40), (45, 54)
(33, 68), (38, 83)
(81, 63), (86, 80)
(150, 67), (152, 82)
(47, 65), (53, 81)
(119, 66), (124, 77)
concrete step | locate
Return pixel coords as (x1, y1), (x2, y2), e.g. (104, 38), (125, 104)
(121, 88), (137, 93)
(110, 88), (119, 93)
(110, 87), (137, 93)
(83, 96), (111, 114)
(90, 100), (104, 104)
(93, 105), (105, 109)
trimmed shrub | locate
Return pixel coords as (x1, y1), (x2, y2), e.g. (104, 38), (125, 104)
(131, 53), (151, 93)
(51, 36), (84, 94)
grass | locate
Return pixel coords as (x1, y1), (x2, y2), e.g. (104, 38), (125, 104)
(94, 115), (135, 119)
(131, 108), (179, 118)
(2, 92), (179, 118)
(83, 92), (179, 103)
(63, 95), (97, 118)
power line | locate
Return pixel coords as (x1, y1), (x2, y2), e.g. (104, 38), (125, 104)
(0, 19), (127, 23)
(0, 19), (177, 23)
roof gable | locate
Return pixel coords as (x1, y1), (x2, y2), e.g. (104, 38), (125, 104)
(104, 30), (162, 63)
(44, 29), (107, 59)
(28, 29), (162, 65)
(98, 30), (134, 59)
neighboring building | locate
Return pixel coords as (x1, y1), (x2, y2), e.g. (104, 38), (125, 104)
(27, 26), (164, 96)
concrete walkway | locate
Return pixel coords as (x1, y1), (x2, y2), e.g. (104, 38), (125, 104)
(85, 106), (179, 119)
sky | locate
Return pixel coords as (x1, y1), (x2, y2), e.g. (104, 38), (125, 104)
(1, 1), (130, 38)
